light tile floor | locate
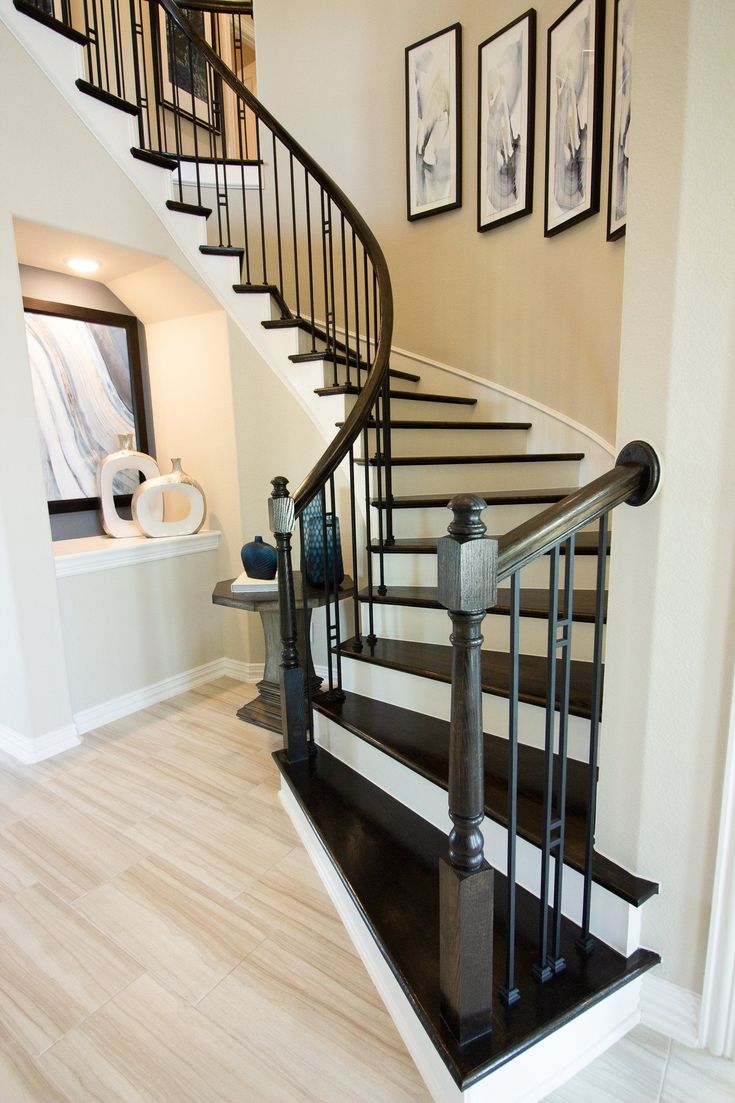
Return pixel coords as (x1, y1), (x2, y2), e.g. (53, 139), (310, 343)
(0, 677), (731, 1101)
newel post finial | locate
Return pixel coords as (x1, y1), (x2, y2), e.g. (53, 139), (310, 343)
(437, 494), (497, 1046)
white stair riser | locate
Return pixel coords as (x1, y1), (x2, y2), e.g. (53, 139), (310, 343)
(368, 459), (581, 497)
(379, 550), (608, 589)
(367, 603), (601, 661)
(314, 712), (642, 957)
(339, 656), (595, 763)
(355, 427), (532, 458)
(345, 394), (478, 422)
(373, 502), (563, 539)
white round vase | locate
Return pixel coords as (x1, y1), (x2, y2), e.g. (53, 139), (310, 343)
(98, 433), (162, 539)
(131, 458), (206, 538)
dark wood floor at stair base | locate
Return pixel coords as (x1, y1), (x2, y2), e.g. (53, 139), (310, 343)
(358, 586), (607, 623)
(313, 692), (657, 907)
(275, 748), (659, 1089)
(338, 636), (599, 720)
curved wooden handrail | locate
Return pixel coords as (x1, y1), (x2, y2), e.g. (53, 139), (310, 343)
(157, 0), (394, 515)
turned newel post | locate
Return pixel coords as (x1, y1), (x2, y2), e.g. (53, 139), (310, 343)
(269, 476), (308, 763)
(437, 494), (498, 1045)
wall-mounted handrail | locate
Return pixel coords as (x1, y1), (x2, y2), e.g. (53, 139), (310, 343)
(156, 0), (394, 516)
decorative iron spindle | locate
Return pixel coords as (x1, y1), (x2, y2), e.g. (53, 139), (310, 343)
(500, 568), (521, 1007)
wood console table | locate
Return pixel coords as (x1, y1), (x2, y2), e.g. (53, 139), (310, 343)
(212, 573), (353, 733)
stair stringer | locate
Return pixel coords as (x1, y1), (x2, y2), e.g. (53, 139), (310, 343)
(0, 3), (356, 460)
(280, 779), (644, 1103)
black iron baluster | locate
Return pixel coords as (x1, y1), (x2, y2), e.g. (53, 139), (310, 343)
(550, 534), (575, 972)
(372, 387), (387, 597)
(348, 445), (362, 651)
(576, 512), (608, 955)
(304, 175), (316, 349)
(318, 488), (335, 695)
(438, 496), (496, 1045)
(298, 514), (315, 747)
(319, 190), (336, 384)
(500, 568), (521, 1006)
(109, 0), (125, 100)
(326, 197), (338, 371)
(535, 546), (560, 982)
(272, 133), (285, 301)
(127, 0), (146, 146)
(187, 28), (204, 214)
(289, 152), (301, 319)
(351, 229), (361, 390)
(328, 475), (345, 699)
(361, 420), (377, 647)
(254, 117), (268, 284)
(340, 213), (351, 388)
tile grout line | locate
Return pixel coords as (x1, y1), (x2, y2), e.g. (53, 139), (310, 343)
(656, 1037), (672, 1103)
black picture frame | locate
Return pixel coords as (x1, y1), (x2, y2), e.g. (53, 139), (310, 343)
(477, 9), (536, 233)
(405, 23), (462, 222)
(544, 0), (605, 237)
(23, 298), (149, 516)
(607, 0), (633, 241)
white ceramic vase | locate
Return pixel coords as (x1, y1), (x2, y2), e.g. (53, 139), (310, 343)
(98, 433), (162, 539)
(131, 458), (206, 538)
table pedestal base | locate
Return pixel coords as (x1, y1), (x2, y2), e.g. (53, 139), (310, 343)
(236, 604), (322, 734)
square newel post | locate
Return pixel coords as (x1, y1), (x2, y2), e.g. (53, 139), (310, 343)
(437, 494), (498, 1045)
(269, 476), (309, 763)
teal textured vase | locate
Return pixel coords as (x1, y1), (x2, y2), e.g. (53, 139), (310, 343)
(240, 535), (277, 579)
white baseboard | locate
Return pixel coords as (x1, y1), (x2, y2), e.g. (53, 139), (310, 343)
(0, 721), (81, 765)
(279, 780), (645, 1103)
(641, 974), (701, 1048)
(74, 656), (261, 734)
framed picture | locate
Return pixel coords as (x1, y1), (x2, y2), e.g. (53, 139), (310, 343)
(23, 298), (150, 515)
(157, 6), (219, 129)
(607, 0), (633, 240)
(544, 0), (605, 236)
(477, 10), (536, 233)
(405, 23), (462, 221)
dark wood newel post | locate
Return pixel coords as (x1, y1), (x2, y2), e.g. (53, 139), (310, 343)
(437, 494), (498, 1045)
(269, 476), (308, 763)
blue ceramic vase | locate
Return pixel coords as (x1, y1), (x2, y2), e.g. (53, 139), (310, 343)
(240, 536), (277, 579)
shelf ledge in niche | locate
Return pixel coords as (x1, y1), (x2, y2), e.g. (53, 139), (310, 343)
(53, 530), (221, 577)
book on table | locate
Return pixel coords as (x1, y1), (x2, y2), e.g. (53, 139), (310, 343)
(231, 571), (278, 594)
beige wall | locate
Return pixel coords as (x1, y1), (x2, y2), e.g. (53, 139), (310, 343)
(598, 0), (735, 993)
(254, 0), (624, 442)
(0, 21), (321, 733)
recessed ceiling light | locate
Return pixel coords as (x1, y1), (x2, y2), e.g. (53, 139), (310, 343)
(66, 257), (100, 274)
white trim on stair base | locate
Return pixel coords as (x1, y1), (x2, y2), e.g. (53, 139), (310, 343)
(279, 780), (644, 1103)
(640, 974), (701, 1049)
(0, 722), (81, 764)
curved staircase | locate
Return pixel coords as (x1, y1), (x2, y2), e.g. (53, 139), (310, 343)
(3, 1), (662, 1099)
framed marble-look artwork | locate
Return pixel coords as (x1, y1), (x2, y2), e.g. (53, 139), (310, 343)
(157, 5), (219, 129)
(405, 23), (462, 221)
(477, 10), (536, 232)
(23, 298), (149, 514)
(607, 0), (633, 240)
(544, 0), (605, 236)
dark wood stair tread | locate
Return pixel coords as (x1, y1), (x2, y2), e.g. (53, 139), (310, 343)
(338, 635), (598, 719)
(313, 692), (656, 907)
(371, 532), (611, 555)
(14, 0), (88, 43)
(289, 350), (419, 383)
(338, 419), (532, 430)
(199, 245), (245, 257)
(315, 386), (476, 405)
(360, 451), (584, 467)
(75, 79), (139, 116)
(276, 746), (659, 1089)
(372, 487), (578, 510)
(166, 199), (212, 218)
(130, 147), (178, 170)
(358, 585), (607, 623)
